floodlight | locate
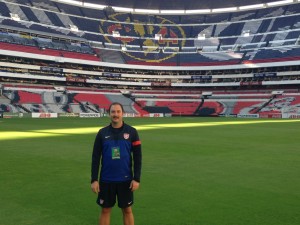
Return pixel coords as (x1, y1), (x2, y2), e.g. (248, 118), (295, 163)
(84, 2), (105, 9)
(70, 25), (78, 32)
(242, 30), (250, 37)
(239, 4), (265, 10)
(267, 0), (293, 6)
(112, 31), (120, 37)
(186, 9), (211, 14)
(197, 47), (203, 53)
(112, 6), (133, 12)
(271, 91), (284, 95)
(10, 13), (20, 21)
(155, 34), (162, 40)
(160, 10), (185, 14)
(197, 34), (206, 40)
(134, 9), (159, 14)
(212, 7), (237, 13)
(202, 92), (212, 96)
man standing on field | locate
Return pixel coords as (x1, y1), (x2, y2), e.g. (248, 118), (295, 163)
(91, 102), (142, 225)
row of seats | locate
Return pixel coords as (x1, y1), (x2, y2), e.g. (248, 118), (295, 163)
(0, 32), (95, 54)
(4, 39), (300, 66)
(2, 88), (300, 116)
(3, 0), (300, 24)
(1, 2), (300, 41)
(0, 41), (100, 61)
(1, 16), (299, 59)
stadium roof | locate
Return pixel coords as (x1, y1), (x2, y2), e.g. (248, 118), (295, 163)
(80, 0), (288, 10)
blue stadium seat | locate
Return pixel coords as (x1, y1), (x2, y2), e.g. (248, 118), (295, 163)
(291, 15), (300, 29)
(44, 11), (65, 27)
(5, 0), (31, 6)
(248, 47), (300, 61)
(215, 22), (244, 37)
(0, 33), (14, 43)
(20, 6), (39, 23)
(132, 14), (156, 24)
(80, 7), (106, 19)
(55, 2), (84, 16)
(84, 33), (105, 43)
(181, 14), (205, 24)
(107, 12), (131, 23)
(0, 1), (11, 17)
(159, 15), (180, 24)
(286, 30), (300, 39)
(31, 0), (59, 12)
(190, 25), (213, 38)
(69, 16), (100, 33)
(205, 13), (229, 23)
(230, 10), (257, 22)
(251, 35), (263, 43)
(1, 19), (28, 29)
(219, 37), (238, 46)
(286, 3), (300, 14)
(256, 6), (286, 19)
(270, 16), (295, 32)
(257, 19), (272, 33)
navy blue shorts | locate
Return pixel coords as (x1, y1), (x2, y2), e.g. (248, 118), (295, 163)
(97, 181), (133, 208)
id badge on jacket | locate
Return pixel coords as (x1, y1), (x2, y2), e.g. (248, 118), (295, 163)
(112, 147), (120, 159)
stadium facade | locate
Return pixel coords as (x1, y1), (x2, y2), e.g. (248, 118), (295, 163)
(0, 0), (300, 118)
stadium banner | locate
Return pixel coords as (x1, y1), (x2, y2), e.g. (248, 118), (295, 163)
(17, 113), (27, 118)
(191, 75), (212, 81)
(123, 113), (136, 118)
(21, 113), (31, 118)
(259, 113), (282, 119)
(102, 72), (121, 78)
(150, 113), (164, 117)
(253, 72), (277, 78)
(134, 114), (150, 118)
(79, 113), (101, 118)
(54, 86), (65, 92)
(101, 113), (137, 118)
(40, 66), (63, 73)
(282, 113), (300, 119)
(164, 113), (172, 117)
(32, 113), (58, 118)
(58, 113), (79, 118)
(219, 113), (237, 118)
(237, 114), (259, 118)
(151, 81), (171, 87)
(66, 76), (86, 83)
(3, 113), (23, 118)
(0, 112), (2, 118)
(240, 81), (262, 86)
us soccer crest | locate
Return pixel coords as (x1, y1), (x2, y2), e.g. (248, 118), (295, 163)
(124, 133), (129, 139)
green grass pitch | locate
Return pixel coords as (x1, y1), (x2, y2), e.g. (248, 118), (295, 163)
(0, 117), (300, 225)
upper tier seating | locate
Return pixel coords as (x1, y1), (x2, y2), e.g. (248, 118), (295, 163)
(1, 1), (300, 67)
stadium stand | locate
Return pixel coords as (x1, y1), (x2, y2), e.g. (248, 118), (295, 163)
(0, 0), (300, 117)
(1, 0), (300, 66)
(2, 84), (299, 116)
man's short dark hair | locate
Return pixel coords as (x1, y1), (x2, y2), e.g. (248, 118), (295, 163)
(108, 102), (125, 113)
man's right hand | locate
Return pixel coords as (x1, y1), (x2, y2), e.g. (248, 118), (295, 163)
(91, 181), (100, 194)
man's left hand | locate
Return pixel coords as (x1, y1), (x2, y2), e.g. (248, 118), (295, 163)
(130, 180), (140, 192)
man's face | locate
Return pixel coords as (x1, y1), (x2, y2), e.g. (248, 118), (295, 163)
(109, 104), (123, 125)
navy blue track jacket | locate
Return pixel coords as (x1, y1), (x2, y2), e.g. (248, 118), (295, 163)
(91, 122), (142, 183)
